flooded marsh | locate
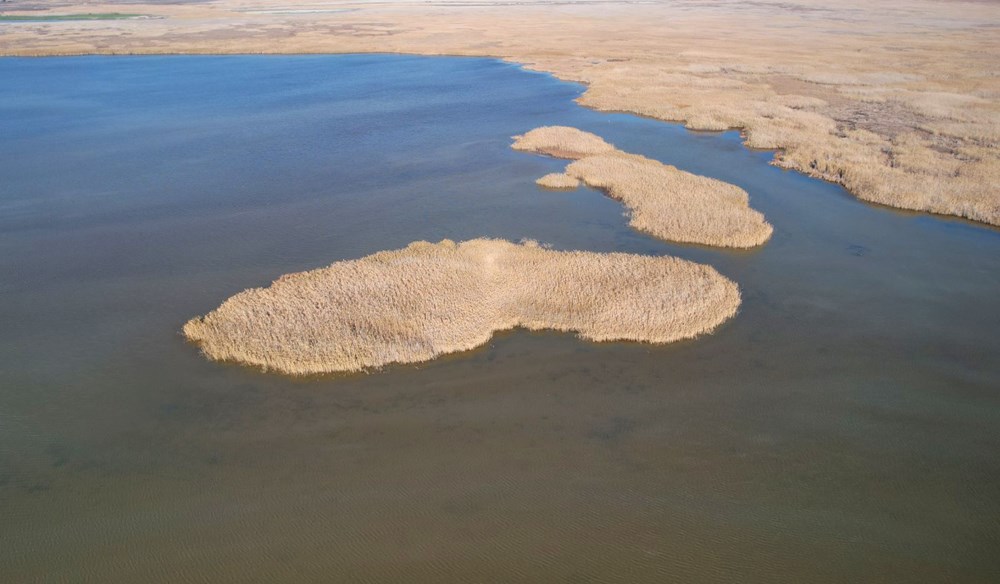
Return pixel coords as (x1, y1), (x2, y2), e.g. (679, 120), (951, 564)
(1, 55), (999, 582)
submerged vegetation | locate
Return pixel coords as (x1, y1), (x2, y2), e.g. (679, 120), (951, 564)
(184, 239), (740, 375)
(513, 126), (773, 248)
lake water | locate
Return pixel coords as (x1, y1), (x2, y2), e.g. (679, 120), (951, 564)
(1, 55), (998, 582)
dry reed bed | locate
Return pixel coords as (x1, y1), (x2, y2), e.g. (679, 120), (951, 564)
(513, 126), (773, 248)
(567, 61), (1000, 227)
(536, 172), (581, 189)
(184, 238), (740, 375)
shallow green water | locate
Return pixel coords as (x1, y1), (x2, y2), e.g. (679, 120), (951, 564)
(1, 55), (998, 582)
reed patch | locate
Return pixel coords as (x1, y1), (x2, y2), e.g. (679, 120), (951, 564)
(184, 239), (740, 375)
(514, 126), (773, 248)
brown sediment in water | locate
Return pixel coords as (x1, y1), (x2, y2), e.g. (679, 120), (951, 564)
(514, 126), (773, 248)
(183, 238), (740, 375)
(2, 1), (996, 227)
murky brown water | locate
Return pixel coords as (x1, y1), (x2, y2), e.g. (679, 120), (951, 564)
(1, 56), (999, 582)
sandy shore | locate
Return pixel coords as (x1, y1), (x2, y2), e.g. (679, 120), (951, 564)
(1, 0), (997, 226)
(184, 239), (740, 374)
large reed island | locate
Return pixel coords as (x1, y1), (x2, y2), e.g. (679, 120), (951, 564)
(513, 127), (773, 248)
(184, 239), (740, 375)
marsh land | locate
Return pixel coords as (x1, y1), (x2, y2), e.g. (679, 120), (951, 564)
(1, 55), (998, 582)
(1, 0), (998, 226)
(1, 0), (998, 581)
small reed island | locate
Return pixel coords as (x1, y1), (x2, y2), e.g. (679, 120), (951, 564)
(184, 239), (740, 374)
(513, 126), (773, 248)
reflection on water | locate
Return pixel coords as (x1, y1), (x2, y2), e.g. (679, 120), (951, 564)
(1, 55), (998, 583)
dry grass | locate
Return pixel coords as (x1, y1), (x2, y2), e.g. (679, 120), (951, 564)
(513, 126), (616, 159)
(4, 1), (997, 225)
(513, 126), (773, 248)
(536, 172), (580, 189)
(184, 238), (740, 375)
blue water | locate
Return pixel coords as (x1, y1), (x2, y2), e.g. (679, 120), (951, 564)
(1, 55), (999, 582)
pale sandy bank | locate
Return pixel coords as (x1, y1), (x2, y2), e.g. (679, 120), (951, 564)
(184, 239), (740, 375)
(514, 126), (773, 248)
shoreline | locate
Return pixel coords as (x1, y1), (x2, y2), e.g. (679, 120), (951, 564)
(1, 0), (997, 227)
(4, 51), (997, 233)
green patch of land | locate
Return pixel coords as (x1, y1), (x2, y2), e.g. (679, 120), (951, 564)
(0, 13), (143, 22)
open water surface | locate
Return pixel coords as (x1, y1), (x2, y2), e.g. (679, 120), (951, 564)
(1, 55), (999, 582)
